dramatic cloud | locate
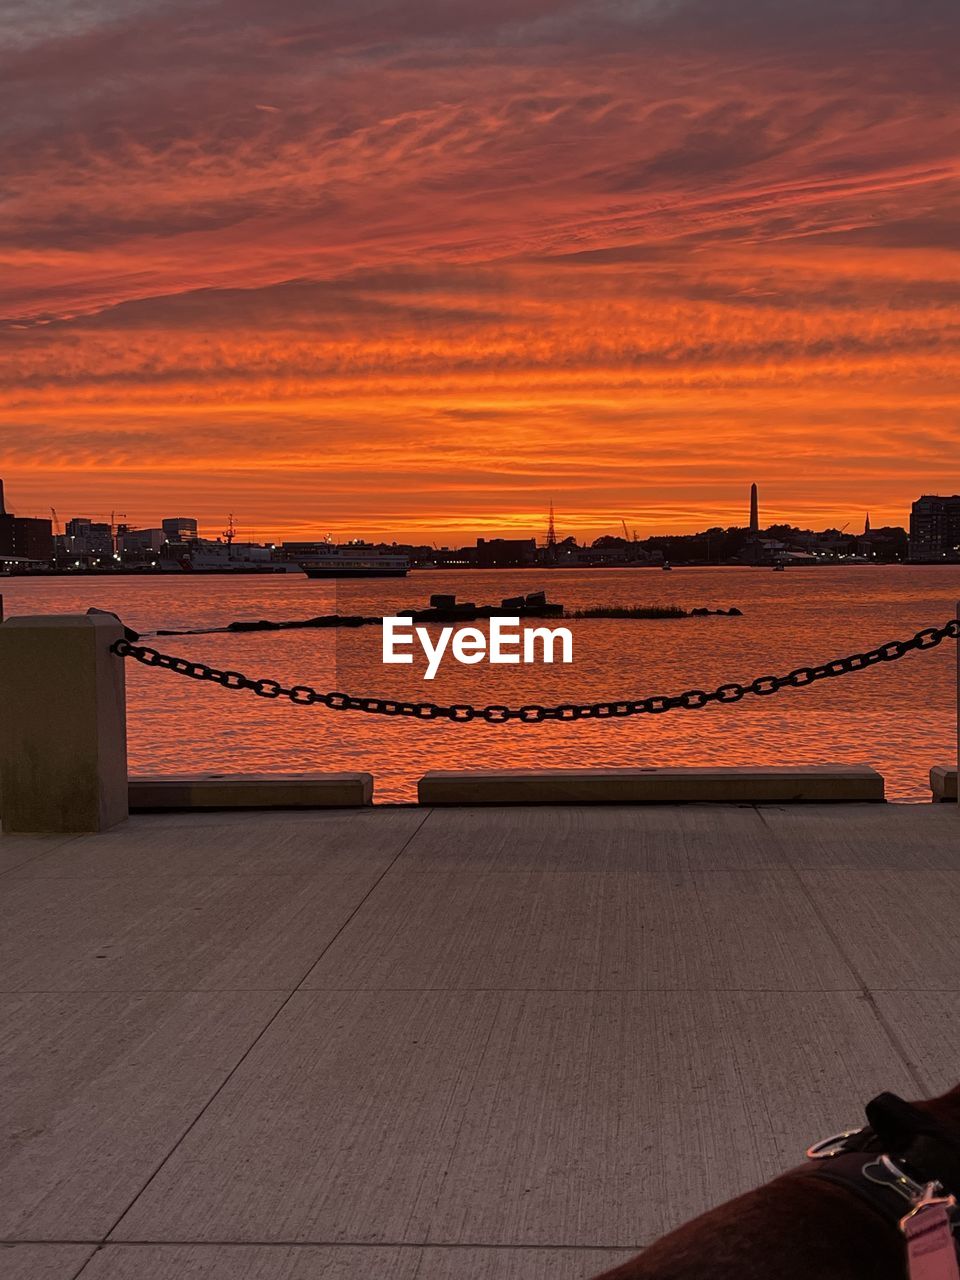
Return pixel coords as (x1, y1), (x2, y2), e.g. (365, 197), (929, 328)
(1, 0), (958, 538)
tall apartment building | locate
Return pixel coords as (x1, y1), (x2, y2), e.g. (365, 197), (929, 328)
(64, 518), (114, 557)
(909, 495), (960, 562)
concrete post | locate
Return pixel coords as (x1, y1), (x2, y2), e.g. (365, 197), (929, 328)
(0, 613), (128, 832)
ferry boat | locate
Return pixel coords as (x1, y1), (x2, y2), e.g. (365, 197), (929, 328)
(299, 544), (410, 579)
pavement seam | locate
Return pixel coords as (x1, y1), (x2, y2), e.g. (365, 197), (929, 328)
(95, 807), (436, 1248)
(753, 806), (928, 1096)
(65, 1244), (100, 1280)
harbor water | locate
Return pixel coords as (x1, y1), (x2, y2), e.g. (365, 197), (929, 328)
(2, 565), (957, 802)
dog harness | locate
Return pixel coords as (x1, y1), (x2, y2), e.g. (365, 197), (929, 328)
(806, 1093), (960, 1279)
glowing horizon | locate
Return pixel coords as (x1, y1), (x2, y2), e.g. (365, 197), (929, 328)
(2, 0), (958, 542)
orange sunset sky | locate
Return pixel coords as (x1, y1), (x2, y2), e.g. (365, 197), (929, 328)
(2, 0), (959, 543)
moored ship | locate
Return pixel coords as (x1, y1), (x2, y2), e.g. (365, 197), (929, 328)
(299, 543), (410, 578)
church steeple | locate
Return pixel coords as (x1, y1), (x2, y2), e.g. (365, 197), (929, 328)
(864, 512), (871, 535)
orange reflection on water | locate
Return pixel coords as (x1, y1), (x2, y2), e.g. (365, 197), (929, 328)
(1, 565), (956, 802)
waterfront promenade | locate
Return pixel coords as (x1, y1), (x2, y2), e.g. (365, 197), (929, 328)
(2, 800), (959, 1280)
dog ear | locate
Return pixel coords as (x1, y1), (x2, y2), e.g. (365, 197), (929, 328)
(865, 1093), (943, 1152)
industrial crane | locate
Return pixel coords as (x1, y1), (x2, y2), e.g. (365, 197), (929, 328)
(50, 508), (62, 569)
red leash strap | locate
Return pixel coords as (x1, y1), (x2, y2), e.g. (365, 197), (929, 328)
(901, 1188), (960, 1280)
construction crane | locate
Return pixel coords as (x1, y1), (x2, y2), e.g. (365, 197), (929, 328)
(50, 508), (62, 569)
(108, 511), (126, 559)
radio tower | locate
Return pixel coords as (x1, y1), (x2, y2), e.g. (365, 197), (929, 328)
(546, 500), (558, 549)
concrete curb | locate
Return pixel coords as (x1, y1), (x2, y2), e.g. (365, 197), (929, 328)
(129, 773), (374, 810)
(930, 766), (958, 802)
(418, 765), (885, 806)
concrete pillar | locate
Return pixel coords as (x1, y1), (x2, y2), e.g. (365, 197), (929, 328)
(0, 613), (128, 832)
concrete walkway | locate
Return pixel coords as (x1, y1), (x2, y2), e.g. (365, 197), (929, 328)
(2, 802), (959, 1280)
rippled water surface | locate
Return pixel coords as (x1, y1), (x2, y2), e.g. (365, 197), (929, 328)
(3, 566), (957, 801)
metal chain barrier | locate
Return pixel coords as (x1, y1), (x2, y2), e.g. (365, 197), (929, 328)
(110, 618), (960, 724)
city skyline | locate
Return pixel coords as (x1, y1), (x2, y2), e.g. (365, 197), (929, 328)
(0, 475), (933, 546)
(3, 482), (900, 549)
(10, 468), (953, 566)
(2, 2), (959, 540)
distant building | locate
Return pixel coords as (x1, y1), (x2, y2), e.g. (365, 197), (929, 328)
(857, 527), (905, 562)
(0, 516), (53, 562)
(475, 537), (537, 568)
(118, 527), (165, 554)
(162, 517), (198, 542)
(63, 518), (113, 558)
(749, 483), (759, 534)
(0, 479), (54, 562)
(909, 495), (960, 562)
(737, 537), (786, 565)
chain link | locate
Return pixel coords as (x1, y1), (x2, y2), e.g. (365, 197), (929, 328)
(110, 617), (960, 724)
